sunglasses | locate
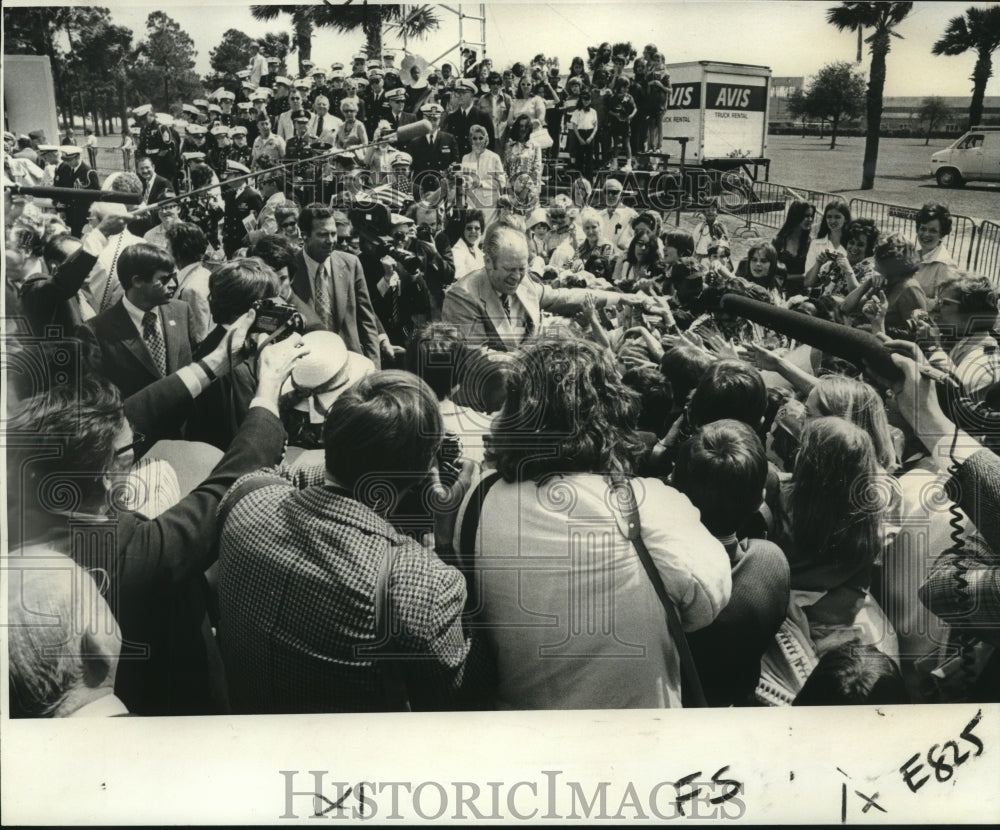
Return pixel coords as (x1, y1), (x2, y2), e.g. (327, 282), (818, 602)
(281, 219), (298, 229)
(114, 431), (146, 458)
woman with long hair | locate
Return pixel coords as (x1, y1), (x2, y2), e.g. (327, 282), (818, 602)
(567, 56), (590, 88)
(613, 227), (664, 286)
(803, 198), (851, 289)
(804, 376), (900, 473)
(461, 124), (506, 228)
(466, 336), (732, 708)
(735, 240), (783, 291)
(503, 114), (543, 213)
(772, 200), (814, 292)
(777, 416), (898, 659)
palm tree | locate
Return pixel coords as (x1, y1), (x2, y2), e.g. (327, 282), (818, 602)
(827, 2), (913, 190)
(932, 6), (1000, 130)
(250, 6), (315, 75)
(312, 3), (440, 65)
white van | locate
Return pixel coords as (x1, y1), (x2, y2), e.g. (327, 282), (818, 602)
(930, 126), (1000, 187)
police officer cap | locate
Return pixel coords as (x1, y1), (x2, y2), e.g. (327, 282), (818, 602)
(211, 125), (231, 136)
(330, 62), (344, 72)
(60, 145), (82, 157)
(132, 104), (153, 117)
(208, 104), (223, 115)
(386, 87), (406, 102)
(226, 159), (251, 175)
(182, 104), (199, 116)
(274, 76), (293, 88)
(186, 124), (208, 136)
(231, 125), (249, 135)
(420, 101), (444, 114)
(456, 79), (477, 94)
(156, 113), (175, 126)
(254, 87), (273, 100)
(193, 98), (210, 109)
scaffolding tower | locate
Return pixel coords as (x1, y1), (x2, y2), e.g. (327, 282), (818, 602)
(424, 4), (487, 72)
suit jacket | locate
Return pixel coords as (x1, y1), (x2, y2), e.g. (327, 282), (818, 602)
(16, 372), (287, 714)
(405, 129), (460, 176)
(18, 246), (98, 338)
(77, 298), (197, 400)
(443, 106), (496, 156)
(141, 174), (172, 206)
(383, 108), (417, 134)
(441, 267), (596, 352)
(291, 249), (382, 366)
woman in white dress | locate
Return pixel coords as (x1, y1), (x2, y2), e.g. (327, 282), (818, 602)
(461, 124), (507, 228)
(451, 209), (486, 281)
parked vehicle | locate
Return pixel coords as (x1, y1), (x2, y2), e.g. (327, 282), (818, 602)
(930, 126), (1000, 187)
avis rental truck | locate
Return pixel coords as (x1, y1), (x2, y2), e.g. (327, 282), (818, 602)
(659, 61), (771, 169)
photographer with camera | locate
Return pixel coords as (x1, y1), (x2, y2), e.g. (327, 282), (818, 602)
(7, 310), (309, 715)
(186, 258), (303, 450)
(350, 204), (431, 366)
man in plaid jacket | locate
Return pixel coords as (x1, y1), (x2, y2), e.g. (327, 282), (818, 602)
(217, 370), (486, 712)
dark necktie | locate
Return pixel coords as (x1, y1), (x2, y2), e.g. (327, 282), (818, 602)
(317, 115), (324, 135)
(142, 310), (167, 375)
(500, 293), (511, 321)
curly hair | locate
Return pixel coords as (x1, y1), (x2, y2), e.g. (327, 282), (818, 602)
(486, 337), (645, 482)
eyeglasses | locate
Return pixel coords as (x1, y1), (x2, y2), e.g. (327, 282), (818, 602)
(114, 432), (145, 458)
(471, 136), (487, 141)
(934, 297), (961, 308)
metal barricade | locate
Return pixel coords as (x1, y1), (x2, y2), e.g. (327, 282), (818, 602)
(770, 182), (846, 221)
(972, 220), (1000, 285)
(719, 177), (789, 238)
(849, 197), (979, 269)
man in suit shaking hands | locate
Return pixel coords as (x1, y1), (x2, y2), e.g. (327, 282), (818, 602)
(442, 223), (650, 354)
(78, 243), (197, 400)
(291, 204), (382, 367)
(443, 79), (496, 157)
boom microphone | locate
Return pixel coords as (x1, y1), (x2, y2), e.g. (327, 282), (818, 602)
(393, 119), (433, 144)
(718, 292), (904, 384)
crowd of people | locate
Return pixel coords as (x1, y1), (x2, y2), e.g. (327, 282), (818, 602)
(4, 40), (1000, 718)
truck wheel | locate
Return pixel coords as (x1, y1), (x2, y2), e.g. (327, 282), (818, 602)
(936, 168), (964, 188)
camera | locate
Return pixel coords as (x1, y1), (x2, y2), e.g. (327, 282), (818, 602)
(247, 298), (304, 351)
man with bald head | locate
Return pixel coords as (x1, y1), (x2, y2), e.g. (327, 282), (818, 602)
(441, 223), (649, 353)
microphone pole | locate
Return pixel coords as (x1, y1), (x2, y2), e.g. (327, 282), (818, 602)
(126, 119), (434, 220)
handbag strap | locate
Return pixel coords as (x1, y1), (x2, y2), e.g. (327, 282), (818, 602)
(373, 544), (412, 712)
(610, 473), (708, 708)
(457, 471), (502, 617)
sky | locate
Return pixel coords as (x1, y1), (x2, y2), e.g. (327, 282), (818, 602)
(6, 1), (999, 100)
